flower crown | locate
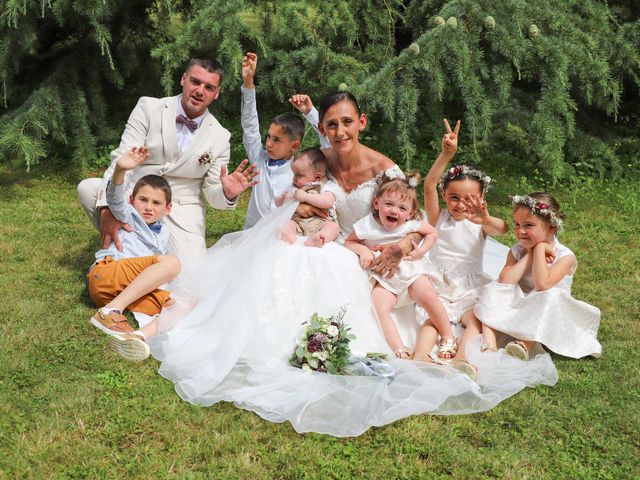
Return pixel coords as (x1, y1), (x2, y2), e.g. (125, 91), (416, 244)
(511, 195), (564, 232)
(438, 165), (492, 193)
(378, 168), (421, 188)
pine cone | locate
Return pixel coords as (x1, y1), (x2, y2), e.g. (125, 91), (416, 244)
(434, 16), (446, 27)
(529, 24), (539, 38)
(484, 16), (495, 29)
(446, 17), (458, 29)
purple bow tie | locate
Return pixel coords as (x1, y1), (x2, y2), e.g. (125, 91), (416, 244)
(176, 114), (199, 133)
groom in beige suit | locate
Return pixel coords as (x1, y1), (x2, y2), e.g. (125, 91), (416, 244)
(78, 58), (257, 259)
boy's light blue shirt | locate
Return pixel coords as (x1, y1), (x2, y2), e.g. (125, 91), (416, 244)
(93, 182), (169, 262)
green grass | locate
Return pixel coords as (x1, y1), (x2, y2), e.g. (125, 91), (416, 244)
(0, 166), (638, 479)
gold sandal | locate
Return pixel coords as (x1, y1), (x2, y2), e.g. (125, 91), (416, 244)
(480, 343), (497, 353)
(505, 340), (529, 361)
(394, 346), (414, 359)
(438, 338), (458, 360)
(452, 360), (477, 380)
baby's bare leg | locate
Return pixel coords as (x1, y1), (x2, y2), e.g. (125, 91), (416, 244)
(304, 221), (340, 247)
(279, 220), (299, 244)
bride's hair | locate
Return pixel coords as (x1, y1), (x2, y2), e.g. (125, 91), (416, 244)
(373, 172), (422, 221)
(318, 92), (361, 122)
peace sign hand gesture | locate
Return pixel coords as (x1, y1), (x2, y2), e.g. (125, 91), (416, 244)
(220, 159), (259, 200)
(461, 194), (489, 225)
(441, 118), (460, 158)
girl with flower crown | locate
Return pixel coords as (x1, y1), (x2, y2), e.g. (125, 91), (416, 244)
(413, 120), (508, 377)
(474, 192), (602, 360)
(345, 173), (454, 359)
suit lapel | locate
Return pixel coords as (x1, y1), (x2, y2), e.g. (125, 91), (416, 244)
(162, 96), (180, 164)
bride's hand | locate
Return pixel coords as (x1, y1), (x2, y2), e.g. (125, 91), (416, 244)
(370, 244), (403, 279)
(295, 202), (329, 219)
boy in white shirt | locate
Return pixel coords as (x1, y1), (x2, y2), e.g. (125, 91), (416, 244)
(88, 147), (180, 361)
(241, 52), (308, 229)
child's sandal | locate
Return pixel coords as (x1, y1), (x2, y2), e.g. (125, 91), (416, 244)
(415, 353), (445, 365)
(480, 343), (497, 353)
(505, 340), (529, 361)
(437, 338), (458, 360)
(394, 346), (414, 360)
(452, 360), (477, 381)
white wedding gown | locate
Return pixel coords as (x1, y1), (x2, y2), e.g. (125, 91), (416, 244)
(147, 170), (558, 437)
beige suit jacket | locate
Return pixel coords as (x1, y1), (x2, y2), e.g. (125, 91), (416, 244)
(96, 95), (234, 236)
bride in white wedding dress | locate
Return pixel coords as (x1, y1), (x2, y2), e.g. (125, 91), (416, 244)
(147, 92), (557, 437)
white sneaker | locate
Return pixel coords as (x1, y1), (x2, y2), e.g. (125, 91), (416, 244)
(108, 333), (150, 362)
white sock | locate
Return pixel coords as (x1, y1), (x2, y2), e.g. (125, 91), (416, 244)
(100, 306), (121, 315)
(132, 330), (146, 341)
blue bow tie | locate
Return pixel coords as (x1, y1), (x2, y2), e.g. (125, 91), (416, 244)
(176, 114), (199, 133)
(149, 222), (163, 233)
(268, 159), (288, 167)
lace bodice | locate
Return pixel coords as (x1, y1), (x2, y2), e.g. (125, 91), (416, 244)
(331, 166), (404, 243)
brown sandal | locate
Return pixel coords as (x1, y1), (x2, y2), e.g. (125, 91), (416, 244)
(91, 309), (134, 335)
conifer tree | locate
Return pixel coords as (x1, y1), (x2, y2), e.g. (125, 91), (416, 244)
(0, 0), (172, 169)
(1, 0), (638, 181)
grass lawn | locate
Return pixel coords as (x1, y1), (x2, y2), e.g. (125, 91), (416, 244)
(0, 165), (638, 479)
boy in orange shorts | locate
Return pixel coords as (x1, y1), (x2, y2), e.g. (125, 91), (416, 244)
(88, 146), (180, 361)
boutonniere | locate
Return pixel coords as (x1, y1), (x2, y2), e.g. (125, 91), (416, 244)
(198, 150), (214, 166)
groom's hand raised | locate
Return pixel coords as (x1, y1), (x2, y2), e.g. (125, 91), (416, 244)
(220, 159), (259, 201)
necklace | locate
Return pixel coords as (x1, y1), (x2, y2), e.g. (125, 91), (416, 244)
(338, 168), (357, 193)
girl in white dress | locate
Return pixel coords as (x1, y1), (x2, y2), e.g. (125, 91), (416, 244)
(345, 173), (453, 359)
(475, 192), (602, 360)
(414, 120), (508, 376)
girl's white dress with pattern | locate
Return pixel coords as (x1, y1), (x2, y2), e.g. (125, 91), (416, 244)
(353, 214), (430, 306)
(474, 240), (602, 358)
(422, 210), (492, 332)
(148, 166), (558, 437)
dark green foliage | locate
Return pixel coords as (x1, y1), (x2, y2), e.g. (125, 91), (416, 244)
(1, 0), (638, 181)
(0, 0), (171, 169)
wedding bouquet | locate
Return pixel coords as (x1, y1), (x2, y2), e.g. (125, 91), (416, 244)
(289, 307), (355, 374)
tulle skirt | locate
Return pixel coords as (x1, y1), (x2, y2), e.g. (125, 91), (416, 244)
(475, 281), (602, 358)
(148, 203), (558, 437)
